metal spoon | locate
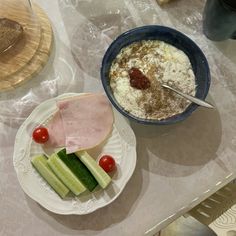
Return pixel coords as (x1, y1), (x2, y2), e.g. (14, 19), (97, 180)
(162, 84), (214, 109)
(127, 67), (214, 109)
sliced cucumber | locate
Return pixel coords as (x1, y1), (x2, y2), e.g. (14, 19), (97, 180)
(31, 155), (70, 199)
(75, 151), (111, 189)
(48, 153), (86, 196)
(57, 149), (98, 192)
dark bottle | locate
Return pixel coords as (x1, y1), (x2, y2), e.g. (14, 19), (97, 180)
(203, 0), (236, 41)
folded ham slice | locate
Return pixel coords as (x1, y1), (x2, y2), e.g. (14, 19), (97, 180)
(45, 111), (65, 148)
(46, 94), (114, 154)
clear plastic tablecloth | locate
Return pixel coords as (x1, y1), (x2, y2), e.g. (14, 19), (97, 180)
(1, 0), (236, 235)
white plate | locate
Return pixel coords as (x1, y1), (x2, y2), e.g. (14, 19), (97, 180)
(13, 93), (136, 215)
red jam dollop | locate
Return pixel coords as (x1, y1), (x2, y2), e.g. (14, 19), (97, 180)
(128, 67), (151, 90)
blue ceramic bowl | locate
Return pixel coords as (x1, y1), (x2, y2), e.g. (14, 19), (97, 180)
(100, 25), (211, 125)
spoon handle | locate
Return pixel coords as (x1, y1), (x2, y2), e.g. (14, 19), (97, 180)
(162, 84), (214, 109)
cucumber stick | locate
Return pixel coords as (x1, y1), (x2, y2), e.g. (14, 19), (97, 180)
(75, 151), (111, 189)
(48, 154), (86, 196)
(57, 149), (98, 192)
(31, 155), (70, 199)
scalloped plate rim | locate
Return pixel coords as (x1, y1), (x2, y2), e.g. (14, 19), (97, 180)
(13, 92), (137, 215)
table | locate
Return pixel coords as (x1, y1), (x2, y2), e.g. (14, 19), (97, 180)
(1, 0), (236, 235)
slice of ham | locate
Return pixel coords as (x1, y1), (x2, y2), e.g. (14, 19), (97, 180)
(45, 111), (65, 147)
(46, 94), (114, 154)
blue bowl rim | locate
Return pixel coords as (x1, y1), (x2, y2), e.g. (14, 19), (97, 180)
(100, 25), (211, 125)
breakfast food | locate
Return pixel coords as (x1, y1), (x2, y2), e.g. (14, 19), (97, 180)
(32, 127), (49, 144)
(0, 18), (23, 53)
(76, 151), (111, 189)
(109, 40), (196, 120)
(57, 149), (98, 192)
(46, 94), (114, 153)
(99, 155), (116, 173)
(46, 112), (65, 147)
(32, 150), (112, 198)
(31, 93), (114, 199)
(31, 155), (70, 199)
(48, 153), (87, 196)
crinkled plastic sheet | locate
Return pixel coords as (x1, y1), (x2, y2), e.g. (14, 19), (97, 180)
(0, 0), (235, 126)
(1, 0), (236, 233)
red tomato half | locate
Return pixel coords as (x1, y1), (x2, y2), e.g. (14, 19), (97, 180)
(99, 155), (116, 173)
(32, 127), (49, 144)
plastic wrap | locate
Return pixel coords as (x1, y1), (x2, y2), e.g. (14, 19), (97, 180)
(1, 0), (236, 235)
(0, 0), (235, 126)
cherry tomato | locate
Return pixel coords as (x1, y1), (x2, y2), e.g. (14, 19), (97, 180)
(99, 155), (116, 173)
(32, 127), (49, 144)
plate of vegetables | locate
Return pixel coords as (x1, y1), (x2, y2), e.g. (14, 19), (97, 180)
(13, 93), (136, 215)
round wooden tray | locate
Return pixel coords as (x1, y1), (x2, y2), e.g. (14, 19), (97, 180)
(0, 3), (53, 91)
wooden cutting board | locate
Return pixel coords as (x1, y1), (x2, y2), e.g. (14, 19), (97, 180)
(0, 1), (53, 91)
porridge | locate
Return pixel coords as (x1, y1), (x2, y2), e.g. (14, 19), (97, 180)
(109, 40), (196, 120)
